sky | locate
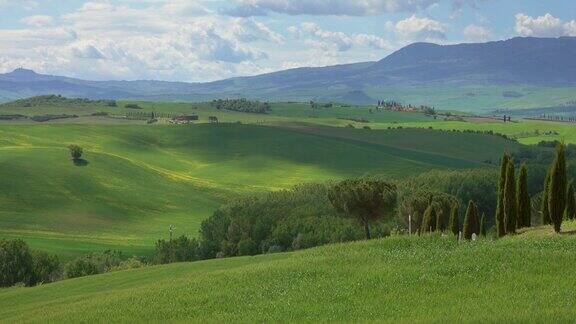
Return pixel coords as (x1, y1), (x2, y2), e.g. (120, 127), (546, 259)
(0, 0), (575, 82)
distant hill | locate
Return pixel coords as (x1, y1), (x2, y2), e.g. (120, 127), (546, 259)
(1, 37), (575, 108)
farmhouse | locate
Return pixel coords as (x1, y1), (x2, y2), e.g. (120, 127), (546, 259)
(170, 115), (198, 124)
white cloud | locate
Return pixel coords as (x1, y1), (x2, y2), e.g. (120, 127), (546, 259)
(392, 15), (446, 42)
(514, 13), (576, 38)
(291, 22), (391, 52)
(229, 18), (285, 43)
(463, 24), (491, 42)
(21, 15), (54, 27)
(0, 1), (286, 81)
(515, 13), (564, 37)
(566, 20), (576, 36)
(225, 0), (483, 16)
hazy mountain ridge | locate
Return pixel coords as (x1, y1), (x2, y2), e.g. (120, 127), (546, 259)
(0, 37), (575, 105)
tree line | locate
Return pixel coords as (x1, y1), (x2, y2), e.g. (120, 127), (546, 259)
(211, 99), (271, 114)
(1, 95), (116, 108)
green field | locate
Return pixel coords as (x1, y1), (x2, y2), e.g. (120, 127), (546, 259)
(1, 222), (575, 322)
(0, 123), (517, 258)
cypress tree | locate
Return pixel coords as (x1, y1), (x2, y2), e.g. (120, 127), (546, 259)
(565, 183), (576, 220)
(421, 205), (437, 234)
(479, 213), (487, 236)
(495, 153), (509, 237)
(548, 143), (567, 233)
(463, 200), (478, 240)
(448, 203), (459, 235)
(504, 160), (518, 234)
(517, 164), (531, 228)
(541, 172), (551, 225)
(435, 209), (445, 233)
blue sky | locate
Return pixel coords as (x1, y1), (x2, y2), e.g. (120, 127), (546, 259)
(0, 0), (575, 82)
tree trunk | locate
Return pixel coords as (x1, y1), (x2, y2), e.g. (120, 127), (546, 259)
(363, 220), (371, 240)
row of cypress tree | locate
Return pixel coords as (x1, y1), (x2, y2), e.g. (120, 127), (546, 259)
(418, 144), (576, 239)
(497, 144), (576, 236)
(420, 199), (487, 240)
(541, 144), (576, 232)
(494, 153), (532, 237)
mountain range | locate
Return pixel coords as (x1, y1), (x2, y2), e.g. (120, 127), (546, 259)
(1, 36), (575, 107)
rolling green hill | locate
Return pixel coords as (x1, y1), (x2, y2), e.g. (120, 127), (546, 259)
(1, 222), (575, 322)
(0, 123), (518, 258)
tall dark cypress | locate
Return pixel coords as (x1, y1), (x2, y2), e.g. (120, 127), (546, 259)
(517, 164), (531, 228)
(495, 153), (509, 237)
(435, 208), (445, 233)
(504, 160), (518, 234)
(541, 172), (551, 225)
(448, 203), (459, 235)
(421, 205), (436, 234)
(479, 213), (487, 236)
(548, 143), (567, 233)
(565, 183), (576, 220)
(463, 200), (478, 240)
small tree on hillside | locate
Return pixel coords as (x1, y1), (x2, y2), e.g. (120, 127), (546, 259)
(504, 159), (517, 234)
(448, 203), (459, 235)
(68, 144), (83, 162)
(495, 153), (510, 237)
(565, 183), (576, 220)
(548, 143), (567, 233)
(328, 179), (397, 240)
(463, 201), (479, 240)
(541, 172), (551, 225)
(517, 164), (531, 228)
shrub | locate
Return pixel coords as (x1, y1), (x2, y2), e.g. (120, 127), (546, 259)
(237, 238), (258, 256)
(153, 236), (199, 264)
(31, 251), (61, 284)
(65, 250), (123, 279)
(65, 258), (98, 279)
(109, 257), (146, 272)
(0, 239), (34, 287)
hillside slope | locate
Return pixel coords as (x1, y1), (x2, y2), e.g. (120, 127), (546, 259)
(1, 223), (575, 322)
(0, 124), (517, 258)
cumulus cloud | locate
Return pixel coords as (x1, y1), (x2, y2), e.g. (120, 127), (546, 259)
(463, 24), (491, 42)
(21, 15), (54, 27)
(515, 13), (576, 38)
(290, 22), (391, 52)
(0, 1), (285, 81)
(391, 15), (446, 42)
(225, 0), (483, 16)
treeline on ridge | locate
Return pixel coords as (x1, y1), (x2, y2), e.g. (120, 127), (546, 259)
(1, 95), (117, 108)
(211, 98), (271, 114)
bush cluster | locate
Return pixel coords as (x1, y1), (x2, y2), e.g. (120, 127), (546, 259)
(211, 99), (271, 114)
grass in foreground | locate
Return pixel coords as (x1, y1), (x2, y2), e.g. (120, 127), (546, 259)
(1, 222), (575, 322)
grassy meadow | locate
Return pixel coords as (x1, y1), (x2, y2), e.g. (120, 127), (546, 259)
(1, 221), (575, 322)
(0, 121), (516, 258)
